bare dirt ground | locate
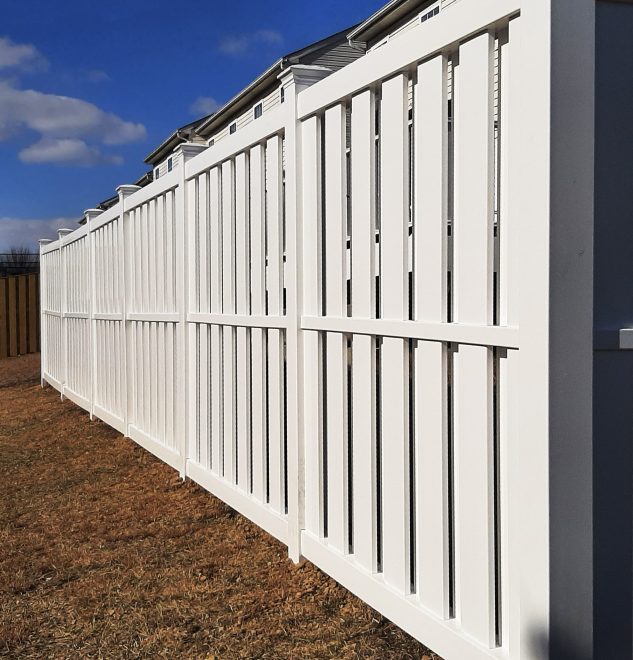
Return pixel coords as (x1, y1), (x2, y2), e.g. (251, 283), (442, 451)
(0, 354), (440, 659)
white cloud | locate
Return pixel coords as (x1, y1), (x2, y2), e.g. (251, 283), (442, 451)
(0, 78), (145, 165)
(189, 96), (221, 116)
(218, 29), (283, 56)
(255, 30), (284, 46)
(85, 69), (111, 83)
(0, 36), (48, 72)
(0, 216), (78, 251)
(19, 138), (123, 166)
(218, 35), (249, 56)
(0, 80), (145, 144)
(0, 37), (143, 166)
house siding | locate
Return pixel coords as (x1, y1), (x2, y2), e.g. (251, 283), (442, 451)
(206, 83), (282, 148)
(154, 149), (182, 180)
(301, 41), (364, 71)
(366, 0), (465, 52)
(204, 43), (362, 149)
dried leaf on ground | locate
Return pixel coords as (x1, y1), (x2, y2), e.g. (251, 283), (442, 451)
(0, 354), (442, 659)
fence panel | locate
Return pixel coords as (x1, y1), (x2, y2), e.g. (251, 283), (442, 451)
(28, 275), (38, 353)
(18, 276), (27, 354)
(297, 3), (520, 658)
(63, 230), (91, 409)
(91, 210), (125, 432)
(184, 107), (291, 546)
(0, 279), (6, 359)
(125, 179), (183, 468)
(40, 246), (63, 386)
(8, 278), (17, 357)
(0, 273), (40, 360)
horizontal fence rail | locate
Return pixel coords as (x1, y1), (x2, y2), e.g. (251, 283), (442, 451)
(37, 0), (603, 656)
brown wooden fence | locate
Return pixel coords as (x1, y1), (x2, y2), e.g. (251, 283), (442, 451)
(0, 274), (40, 359)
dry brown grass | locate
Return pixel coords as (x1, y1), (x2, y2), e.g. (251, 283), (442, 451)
(0, 354), (441, 659)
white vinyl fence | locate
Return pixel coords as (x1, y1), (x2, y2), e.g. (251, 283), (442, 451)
(40, 1), (625, 657)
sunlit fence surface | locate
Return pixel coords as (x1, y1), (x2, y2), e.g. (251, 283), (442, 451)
(40, 1), (633, 657)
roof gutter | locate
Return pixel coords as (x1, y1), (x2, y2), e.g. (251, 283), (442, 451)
(196, 24), (359, 138)
(196, 58), (286, 137)
(347, 0), (417, 43)
(144, 129), (188, 165)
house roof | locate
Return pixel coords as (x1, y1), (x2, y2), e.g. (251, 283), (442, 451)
(194, 24), (358, 139)
(98, 170), (153, 210)
(144, 115), (211, 167)
(144, 24), (360, 162)
(78, 170), (153, 224)
(347, 0), (431, 45)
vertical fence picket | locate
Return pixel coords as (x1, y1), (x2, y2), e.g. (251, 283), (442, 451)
(380, 72), (411, 595)
(235, 152), (251, 491)
(136, 322), (143, 432)
(165, 322), (175, 450)
(198, 173), (208, 315)
(156, 193), (166, 314)
(187, 177), (200, 463)
(453, 30), (496, 647)
(134, 209), (141, 314)
(222, 159), (237, 483)
(498, 19), (522, 653)
(165, 195), (174, 314)
(350, 88), (378, 572)
(301, 116), (324, 537)
(414, 53), (450, 617)
(324, 103), (349, 553)
(250, 145), (267, 500)
(197, 174), (210, 469)
(266, 135), (285, 513)
(209, 167), (224, 475)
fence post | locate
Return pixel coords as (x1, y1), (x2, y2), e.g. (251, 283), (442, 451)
(38, 239), (52, 386)
(175, 144), (206, 479)
(58, 228), (73, 400)
(515, 2), (596, 657)
(115, 187), (140, 438)
(279, 65), (333, 563)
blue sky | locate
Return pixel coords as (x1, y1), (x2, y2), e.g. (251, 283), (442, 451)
(0, 0), (380, 250)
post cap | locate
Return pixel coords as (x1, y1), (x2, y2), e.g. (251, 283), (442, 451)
(83, 209), (102, 222)
(116, 184), (141, 198)
(278, 64), (332, 90)
(174, 142), (207, 162)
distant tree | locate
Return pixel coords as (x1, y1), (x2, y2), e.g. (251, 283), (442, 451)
(0, 246), (40, 276)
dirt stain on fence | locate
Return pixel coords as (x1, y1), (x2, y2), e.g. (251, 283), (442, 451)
(0, 354), (439, 659)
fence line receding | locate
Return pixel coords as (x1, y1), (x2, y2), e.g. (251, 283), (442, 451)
(38, 1), (625, 657)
